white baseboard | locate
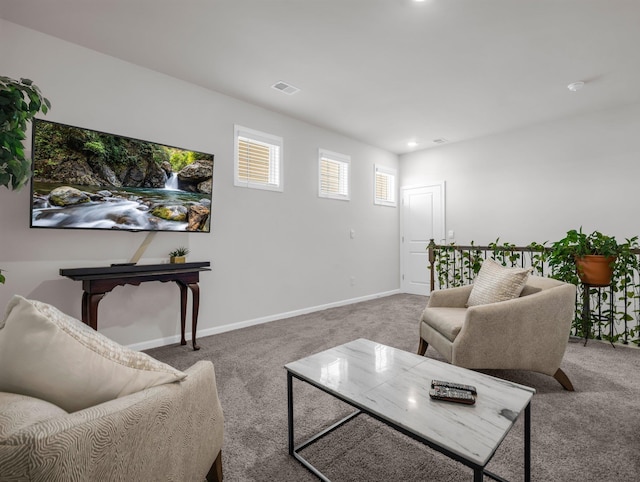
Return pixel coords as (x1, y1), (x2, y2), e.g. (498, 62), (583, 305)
(129, 289), (401, 351)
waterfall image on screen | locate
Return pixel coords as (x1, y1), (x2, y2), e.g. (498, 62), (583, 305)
(30, 119), (214, 233)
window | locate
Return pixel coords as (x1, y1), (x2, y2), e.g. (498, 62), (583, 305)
(374, 165), (397, 207)
(234, 125), (283, 192)
(318, 149), (350, 200)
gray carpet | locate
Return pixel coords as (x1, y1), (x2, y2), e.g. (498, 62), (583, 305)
(146, 294), (640, 481)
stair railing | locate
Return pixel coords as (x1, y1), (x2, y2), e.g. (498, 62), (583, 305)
(427, 239), (640, 346)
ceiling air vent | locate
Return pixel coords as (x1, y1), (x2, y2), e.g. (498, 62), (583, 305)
(433, 138), (448, 144)
(271, 81), (300, 95)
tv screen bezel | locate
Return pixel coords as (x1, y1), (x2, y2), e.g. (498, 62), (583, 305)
(29, 118), (214, 234)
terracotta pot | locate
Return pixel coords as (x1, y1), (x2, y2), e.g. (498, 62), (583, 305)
(575, 255), (615, 286)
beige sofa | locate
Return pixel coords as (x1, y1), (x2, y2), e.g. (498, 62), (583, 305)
(0, 360), (224, 481)
(418, 275), (576, 390)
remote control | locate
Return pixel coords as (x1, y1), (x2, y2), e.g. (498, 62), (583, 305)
(429, 386), (476, 405)
(431, 379), (477, 395)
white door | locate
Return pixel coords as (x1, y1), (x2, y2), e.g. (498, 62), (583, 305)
(401, 183), (445, 295)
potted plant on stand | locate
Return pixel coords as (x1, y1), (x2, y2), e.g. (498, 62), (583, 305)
(549, 228), (639, 342)
(548, 228), (638, 286)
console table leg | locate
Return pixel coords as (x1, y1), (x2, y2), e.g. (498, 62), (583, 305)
(83, 292), (105, 330)
(178, 283), (188, 346)
(188, 282), (200, 351)
(82, 291), (90, 326)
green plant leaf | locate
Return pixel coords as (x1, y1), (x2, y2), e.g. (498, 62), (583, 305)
(0, 76), (50, 191)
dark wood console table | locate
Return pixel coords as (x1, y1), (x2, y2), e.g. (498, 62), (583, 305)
(60, 262), (211, 350)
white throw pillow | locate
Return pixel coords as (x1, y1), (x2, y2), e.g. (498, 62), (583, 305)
(467, 259), (532, 307)
(0, 295), (186, 412)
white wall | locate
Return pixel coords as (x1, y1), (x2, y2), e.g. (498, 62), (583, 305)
(401, 102), (640, 247)
(0, 20), (400, 348)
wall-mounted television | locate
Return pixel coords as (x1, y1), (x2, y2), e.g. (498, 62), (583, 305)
(30, 119), (213, 233)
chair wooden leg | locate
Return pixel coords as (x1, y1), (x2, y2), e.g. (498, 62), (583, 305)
(553, 368), (574, 391)
(417, 338), (428, 356)
(206, 450), (223, 481)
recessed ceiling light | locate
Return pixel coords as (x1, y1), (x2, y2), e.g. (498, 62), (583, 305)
(567, 81), (585, 92)
(407, 141), (418, 147)
(271, 81), (300, 95)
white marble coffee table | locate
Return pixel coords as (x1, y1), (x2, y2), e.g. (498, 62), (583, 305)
(285, 338), (535, 481)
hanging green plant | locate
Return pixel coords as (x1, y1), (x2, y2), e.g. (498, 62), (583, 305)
(0, 76), (51, 190)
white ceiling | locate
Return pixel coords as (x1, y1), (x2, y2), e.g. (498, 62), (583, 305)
(2, 0), (640, 154)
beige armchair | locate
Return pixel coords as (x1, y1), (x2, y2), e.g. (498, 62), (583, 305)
(0, 360), (224, 481)
(418, 275), (577, 390)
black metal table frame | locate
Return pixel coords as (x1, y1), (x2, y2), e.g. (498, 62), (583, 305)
(287, 371), (531, 482)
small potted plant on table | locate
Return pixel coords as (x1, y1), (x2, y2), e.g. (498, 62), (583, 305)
(169, 247), (190, 264)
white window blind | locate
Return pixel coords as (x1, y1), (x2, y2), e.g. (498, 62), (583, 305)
(318, 149), (350, 200)
(234, 125), (283, 192)
(374, 165), (397, 207)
